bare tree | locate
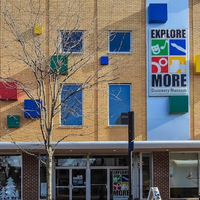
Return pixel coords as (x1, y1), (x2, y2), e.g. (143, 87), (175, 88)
(0, 0), (123, 199)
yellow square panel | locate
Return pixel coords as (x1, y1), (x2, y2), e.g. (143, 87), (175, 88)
(34, 25), (43, 35)
(194, 55), (200, 74)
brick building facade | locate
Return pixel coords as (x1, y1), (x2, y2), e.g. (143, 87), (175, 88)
(0, 0), (200, 200)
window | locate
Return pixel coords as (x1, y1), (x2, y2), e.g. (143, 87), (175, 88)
(60, 31), (83, 53)
(109, 31), (131, 53)
(40, 155), (47, 199)
(109, 84), (131, 125)
(55, 156), (87, 167)
(90, 156), (128, 166)
(61, 84), (83, 126)
(170, 153), (198, 198)
(0, 155), (22, 199)
(142, 154), (152, 198)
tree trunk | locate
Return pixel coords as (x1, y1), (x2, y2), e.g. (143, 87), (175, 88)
(46, 149), (53, 200)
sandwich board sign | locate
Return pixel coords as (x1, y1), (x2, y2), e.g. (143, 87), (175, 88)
(147, 187), (161, 200)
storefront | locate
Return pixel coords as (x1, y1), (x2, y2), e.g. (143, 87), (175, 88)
(1, 141), (200, 199)
(40, 153), (152, 200)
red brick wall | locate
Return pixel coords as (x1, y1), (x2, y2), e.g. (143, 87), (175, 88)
(153, 151), (169, 200)
(22, 153), (39, 200)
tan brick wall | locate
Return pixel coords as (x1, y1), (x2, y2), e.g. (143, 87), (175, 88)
(22, 153), (39, 200)
(0, 0), (199, 144)
(97, 0), (146, 141)
(0, 0), (146, 143)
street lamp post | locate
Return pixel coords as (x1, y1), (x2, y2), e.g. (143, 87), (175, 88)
(128, 111), (134, 200)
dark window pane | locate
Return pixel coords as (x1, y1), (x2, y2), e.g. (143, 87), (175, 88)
(142, 155), (151, 198)
(56, 188), (69, 200)
(61, 31), (83, 53)
(55, 156), (87, 167)
(72, 188), (86, 200)
(90, 156), (128, 166)
(91, 185), (107, 200)
(91, 169), (107, 184)
(109, 31), (131, 53)
(61, 84), (83, 126)
(109, 84), (130, 125)
(56, 169), (69, 186)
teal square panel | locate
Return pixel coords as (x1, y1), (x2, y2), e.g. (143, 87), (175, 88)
(50, 55), (68, 74)
(7, 115), (20, 128)
(169, 96), (188, 114)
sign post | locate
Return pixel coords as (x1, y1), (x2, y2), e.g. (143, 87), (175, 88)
(128, 111), (134, 200)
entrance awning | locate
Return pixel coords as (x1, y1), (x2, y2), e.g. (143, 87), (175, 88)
(0, 141), (200, 152)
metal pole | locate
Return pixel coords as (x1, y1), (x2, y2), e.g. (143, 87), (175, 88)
(128, 111), (134, 200)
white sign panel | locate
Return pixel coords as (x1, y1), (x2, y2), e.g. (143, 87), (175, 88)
(149, 29), (188, 96)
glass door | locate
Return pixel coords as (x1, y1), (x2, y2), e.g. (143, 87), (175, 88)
(55, 169), (70, 200)
(72, 169), (86, 200)
(91, 169), (107, 200)
(55, 168), (86, 200)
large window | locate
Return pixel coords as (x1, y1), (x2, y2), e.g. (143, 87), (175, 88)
(60, 31), (83, 53)
(61, 84), (83, 126)
(170, 153), (198, 198)
(109, 84), (131, 125)
(109, 31), (131, 53)
(0, 155), (22, 199)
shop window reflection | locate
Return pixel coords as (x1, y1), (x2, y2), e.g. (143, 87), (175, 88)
(90, 156), (128, 166)
(0, 155), (21, 199)
(170, 153), (198, 198)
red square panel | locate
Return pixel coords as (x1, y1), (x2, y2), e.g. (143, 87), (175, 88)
(0, 82), (18, 100)
(151, 57), (168, 73)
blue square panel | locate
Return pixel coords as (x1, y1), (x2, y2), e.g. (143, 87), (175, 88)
(24, 99), (42, 118)
(169, 39), (186, 56)
(148, 4), (168, 23)
(100, 56), (109, 65)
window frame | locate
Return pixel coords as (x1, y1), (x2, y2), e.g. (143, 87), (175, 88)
(60, 83), (83, 127)
(108, 83), (131, 126)
(108, 31), (132, 54)
(60, 30), (84, 54)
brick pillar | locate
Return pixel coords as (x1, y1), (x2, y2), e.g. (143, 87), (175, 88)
(153, 151), (169, 200)
(22, 153), (39, 200)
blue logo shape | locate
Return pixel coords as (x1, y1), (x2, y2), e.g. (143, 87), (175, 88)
(169, 39), (186, 55)
(122, 175), (129, 182)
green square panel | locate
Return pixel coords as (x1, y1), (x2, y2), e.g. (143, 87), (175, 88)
(169, 96), (188, 114)
(7, 115), (20, 128)
(50, 55), (68, 74)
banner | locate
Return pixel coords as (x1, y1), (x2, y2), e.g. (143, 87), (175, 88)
(112, 170), (129, 200)
(149, 29), (188, 96)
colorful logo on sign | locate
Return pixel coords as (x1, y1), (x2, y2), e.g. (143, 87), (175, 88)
(149, 29), (188, 96)
(113, 171), (129, 200)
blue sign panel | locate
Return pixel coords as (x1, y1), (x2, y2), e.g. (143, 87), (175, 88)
(169, 39), (186, 56)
